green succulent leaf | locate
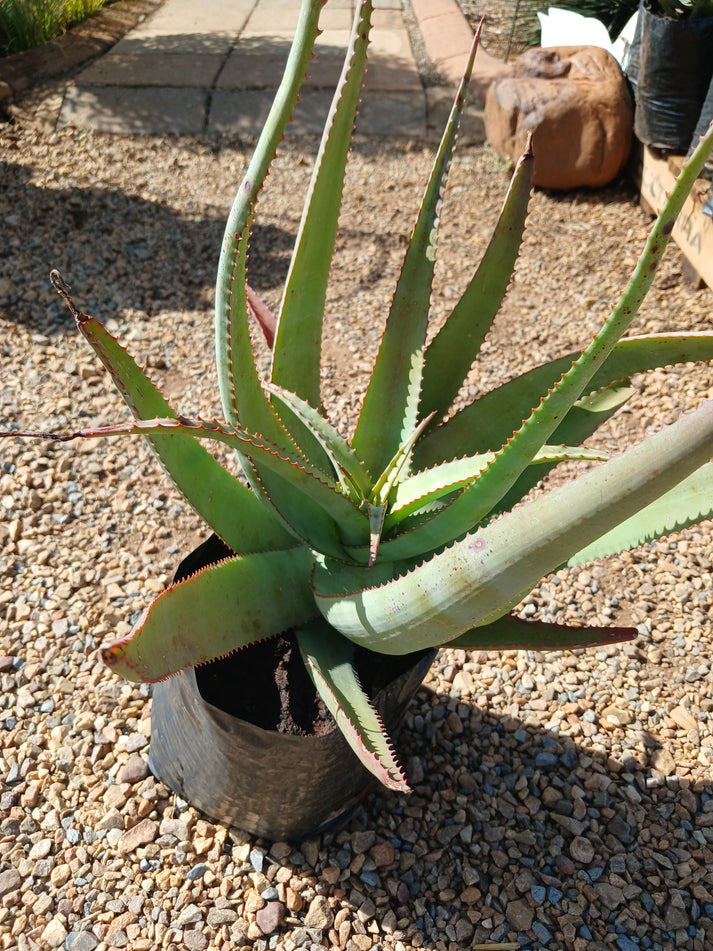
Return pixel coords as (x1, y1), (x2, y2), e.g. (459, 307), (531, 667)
(272, 0), (374, 408)
(314, 399), (713, 654)
(367, 502), (388, 567)
(374, 127), (713, 564)
(49, 279), (293, 555)
(416, 332), (713, 467)
(443, 612), (636, 650)
(296, 618), (409, 792)
(210, 0), (351, 565)
(569, 461), (713, 565)
(265, 383), (372, 501)
(215, 0), (323, 432)
(103, 547), (317, 682)
(419, 136), (534, 428)
(370, 413), (435, 506)
(351, 26), (481, 479)
(380, 443), (611, 539)
(25, 416), (369, 557)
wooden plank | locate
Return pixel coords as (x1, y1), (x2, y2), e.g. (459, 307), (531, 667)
(636, 145), (713, 290)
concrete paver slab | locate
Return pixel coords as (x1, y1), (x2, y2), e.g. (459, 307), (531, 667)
(209, 88), (334, 137)
(59, 85), (208, 134)
(77, 53), (224, 88)
(245, 3), (353, 33)
(358, 92), (426, 138)
(56, 0), (493, 139)
(217, 43), (344, 91)
(110, 33), (238, 56)
(363, 56), (422, 93)
(129, 0), (253, 34)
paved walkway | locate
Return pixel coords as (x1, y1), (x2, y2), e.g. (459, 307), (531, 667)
(55, 0), (506, 138)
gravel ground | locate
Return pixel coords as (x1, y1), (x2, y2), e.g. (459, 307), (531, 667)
(2, 72), (713, 951)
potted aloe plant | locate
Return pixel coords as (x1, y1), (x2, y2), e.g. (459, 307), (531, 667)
(5, 0), (713, 840)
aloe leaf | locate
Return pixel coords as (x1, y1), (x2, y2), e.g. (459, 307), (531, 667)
(568, 461), (713, 565)
(213, 1), (334, 557)
(419, 138), (534, 427)
(215, 0), (322, 433)
(313, 399), (713, 653)
(351, 26), (482, 479)
(367, 502), (387, 567)
(265, 383), (372, 500)
(246, 284), (277, 348)
(416, 332), (713, 467)
(370, 413), (435, 506)
(103, 547), (318, 682)
(381, 443), (610, 536)
(443, 612), (636, 650)
(271, 0), (374, 408)
(296, 618), (409, 792)
(23, 417), (369, 555)
(48, 275), (293, 555)
(376, 128), (713, 558)
(484, 382), (634, 524)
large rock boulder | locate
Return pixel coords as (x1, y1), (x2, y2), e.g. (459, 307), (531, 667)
(485, 46), (633, 189)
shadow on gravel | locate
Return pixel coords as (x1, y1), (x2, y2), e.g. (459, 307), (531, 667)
(0, 161), (296, 334)
(240, 684), (712, 949)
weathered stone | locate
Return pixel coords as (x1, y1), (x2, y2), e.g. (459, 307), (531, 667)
(28, 837), (52, 860)
(368, 841), (395, 868)
(116, 818), (157, 853)
(50, 863), (72, 888)
(650, 747), (677, 777)
(116, 753), (150, 784)
(485, 45), (632, 188)
(304, 894), (333, 930)
(255, 900), (286, 935)
(602, 706), (633, 726)
(595, 882), (624, 910)
(245, 889), (265, 913)
(0, 867), (20, 898)
(286, 886), (305, 913)
(183, 930), (208, 951)
(159, 816), (189, 840)
(506, 898), (533, 931)
(349, 934), (373, 951)
(670, 705), (698, 732)
(569, 835), (595, 864)
(351, 829), (376, 853)
(65, 932), (99, 951)
(177, 903), (203, 927)
(40, 918), (68, 948)
(206, 908), (238, 927)
(664, 892), (690, 930)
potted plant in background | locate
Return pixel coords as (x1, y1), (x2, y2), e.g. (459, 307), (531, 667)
(4, 0), (713, 840)
(627, 0), (713, 150)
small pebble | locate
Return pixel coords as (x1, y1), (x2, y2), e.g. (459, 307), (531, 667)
(256, 900), (286, 935)
(116, 752), (149, 784)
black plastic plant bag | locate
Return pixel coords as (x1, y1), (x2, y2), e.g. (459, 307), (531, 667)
(634, 3), (713, 151)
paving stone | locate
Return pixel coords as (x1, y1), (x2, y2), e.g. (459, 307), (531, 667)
(59, 86), (208, 134)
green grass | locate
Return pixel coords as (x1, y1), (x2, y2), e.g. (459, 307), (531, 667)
(0, 0), (109, 56)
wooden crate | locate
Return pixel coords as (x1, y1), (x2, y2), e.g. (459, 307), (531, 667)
(635, 144), (713, 290)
